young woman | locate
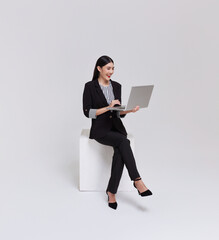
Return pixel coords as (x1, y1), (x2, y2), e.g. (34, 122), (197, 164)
(82, 55), (152, 210)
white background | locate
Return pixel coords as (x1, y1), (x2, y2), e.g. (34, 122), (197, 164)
(0, 0), (218, 239)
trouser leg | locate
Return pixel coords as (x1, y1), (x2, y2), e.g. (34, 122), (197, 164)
(106, 147), (124, 194)
(95, 130), (141, 193)
(117, 137), (140, 181)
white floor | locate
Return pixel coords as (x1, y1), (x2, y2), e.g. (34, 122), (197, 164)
(1, 148), (219, 240)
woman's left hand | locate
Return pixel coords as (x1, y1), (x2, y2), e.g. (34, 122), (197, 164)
(131, 106), (140, 113)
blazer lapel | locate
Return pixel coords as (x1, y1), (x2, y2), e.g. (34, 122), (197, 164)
(94, 78), (108, 106)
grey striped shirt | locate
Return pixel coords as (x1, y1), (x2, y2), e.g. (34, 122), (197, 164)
(99, 81), (115, 105)
(89, 81), (120, 119)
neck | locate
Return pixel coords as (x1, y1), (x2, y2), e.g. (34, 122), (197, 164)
(98, 77), (110, 86)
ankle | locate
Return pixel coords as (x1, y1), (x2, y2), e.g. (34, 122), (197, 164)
(107, 191), (116, 196)
(134, 177), (141, 182)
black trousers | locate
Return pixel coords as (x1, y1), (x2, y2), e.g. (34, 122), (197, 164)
(94, 127), (141, 194)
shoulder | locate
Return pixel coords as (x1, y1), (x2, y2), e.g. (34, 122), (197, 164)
(84, 80), (93, 87)
(84, 80), (96, 91)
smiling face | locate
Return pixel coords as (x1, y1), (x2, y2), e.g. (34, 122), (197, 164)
(97, 62), (114, 82)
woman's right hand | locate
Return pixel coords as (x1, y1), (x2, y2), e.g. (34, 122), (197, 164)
(109, 99), (121, 108)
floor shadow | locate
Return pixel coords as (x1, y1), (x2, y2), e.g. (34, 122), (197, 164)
(118, 194), (149, 212)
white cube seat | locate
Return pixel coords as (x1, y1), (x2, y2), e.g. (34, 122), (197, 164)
(79, 129), (135, 191)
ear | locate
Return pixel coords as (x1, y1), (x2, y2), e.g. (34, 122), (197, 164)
(97, 66), (101, 72)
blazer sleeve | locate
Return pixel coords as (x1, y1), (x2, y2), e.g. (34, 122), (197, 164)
(83, 83), (93, 118)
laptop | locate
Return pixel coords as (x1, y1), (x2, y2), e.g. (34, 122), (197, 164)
(107, 85), (154, 111)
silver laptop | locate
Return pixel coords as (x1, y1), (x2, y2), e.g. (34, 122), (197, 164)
(107, 85), (154, 111)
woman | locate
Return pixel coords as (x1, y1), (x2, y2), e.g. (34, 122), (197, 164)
(82, 55), (152, 210)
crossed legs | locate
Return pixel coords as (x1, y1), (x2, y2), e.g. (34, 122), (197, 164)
(95, 130), (141, 194)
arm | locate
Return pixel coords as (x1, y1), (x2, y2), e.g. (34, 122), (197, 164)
(88, 107), (112, 119)
(83, 83), (93, 118)
(120, 110), (132, 115)
(89, 103), (139, 119)
(96, 106), (110, 116)
(89, 105), (118, 119)
(95, 99), (121, 116)
(120, 106), (140, 115)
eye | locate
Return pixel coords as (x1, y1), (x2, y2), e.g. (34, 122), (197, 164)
(106, 67), (114, 70)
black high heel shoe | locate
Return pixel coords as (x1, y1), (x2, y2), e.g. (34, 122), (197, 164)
(106, 190), (117, 210)
(133, 178), (153, 197)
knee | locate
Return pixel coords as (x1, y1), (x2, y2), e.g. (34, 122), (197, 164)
(119, 138), (130, 147)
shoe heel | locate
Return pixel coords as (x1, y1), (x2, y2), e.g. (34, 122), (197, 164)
(106, 191), (118, 210)
(133, 182), (141, 195)
(133, 178), (153, 197)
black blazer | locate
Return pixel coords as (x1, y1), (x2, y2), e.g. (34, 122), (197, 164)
(83, 78), (127, 139)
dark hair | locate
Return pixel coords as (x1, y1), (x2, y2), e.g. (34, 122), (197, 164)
(92, 55), (114, 81)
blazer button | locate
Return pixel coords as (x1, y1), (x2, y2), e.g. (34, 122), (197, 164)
(85, 109), (87, 111)
(109, 115), (112, 118)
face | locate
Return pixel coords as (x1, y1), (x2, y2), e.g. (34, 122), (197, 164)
(97, 62), (114, 81)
